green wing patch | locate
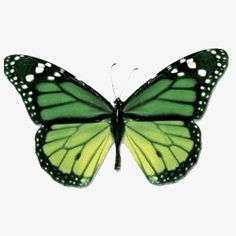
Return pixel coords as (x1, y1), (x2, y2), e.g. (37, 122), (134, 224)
(124, 120), (201, 185)
(36, 120), (113, 187)
(36, 81), (112, 121)
(124, 78), (196, 117)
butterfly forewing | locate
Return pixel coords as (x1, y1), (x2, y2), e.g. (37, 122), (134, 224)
(4, 55), (113, 124)
(123, 49), (228, 120)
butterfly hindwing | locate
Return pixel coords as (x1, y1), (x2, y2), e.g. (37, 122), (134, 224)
(4, 55), (113, 124)
(123, 49), (228, 120)
(124, 120), (201, 184)
(36, 120), (113, 187)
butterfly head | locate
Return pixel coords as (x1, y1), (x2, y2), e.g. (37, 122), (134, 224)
(114, 97), (123, 109)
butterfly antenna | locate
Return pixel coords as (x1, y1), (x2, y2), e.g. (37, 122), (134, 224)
(110, 63), (117, 99)
(119, 67), (139, 98)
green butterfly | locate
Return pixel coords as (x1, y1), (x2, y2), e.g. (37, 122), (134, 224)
(4, 49), (228, 187)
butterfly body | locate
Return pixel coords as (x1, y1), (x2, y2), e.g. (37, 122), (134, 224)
(4, 49), (228, 187)
(111, 98), (125, 170)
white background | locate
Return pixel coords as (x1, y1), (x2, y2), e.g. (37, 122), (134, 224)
(0, 1), (235, 235)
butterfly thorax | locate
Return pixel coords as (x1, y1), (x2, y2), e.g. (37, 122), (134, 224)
(111, 98), (125, 170)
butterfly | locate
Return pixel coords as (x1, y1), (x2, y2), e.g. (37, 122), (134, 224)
(4, 49), (228, 187)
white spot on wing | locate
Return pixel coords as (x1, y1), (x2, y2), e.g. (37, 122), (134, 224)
(54, 72), (61, 77)
(25, 74), (35, 82)
(22, 84), (28, 89)
(38, 63), (45, 68)
(187, 58), (194, 63)
(187, 61), (196, 69)
(35, 67), (44, 73)
(211, 50), (217, 54)
(14, 56), (20, 61)
(171, 68), (178, 73)
(177, 72), (185, 77)
(198, 69), (207, 77)
(45, 62), (51, 67)
(48, 76), (55, 81)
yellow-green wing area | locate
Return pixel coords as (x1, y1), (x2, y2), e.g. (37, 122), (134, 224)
(36, 120), (113, 187)
(124, 120), (201, 185)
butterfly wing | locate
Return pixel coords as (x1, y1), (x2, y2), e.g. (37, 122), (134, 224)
(4, 55), (113, 124)
(123, 49), (228, 120)
(4, 55), (114, 187)
(124, 120), (200, 184)
(36, 121), (113, 187)
(123, 48), (228, 184)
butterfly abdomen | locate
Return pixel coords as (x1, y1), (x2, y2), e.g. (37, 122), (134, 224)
(111, 98), (125, 170)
